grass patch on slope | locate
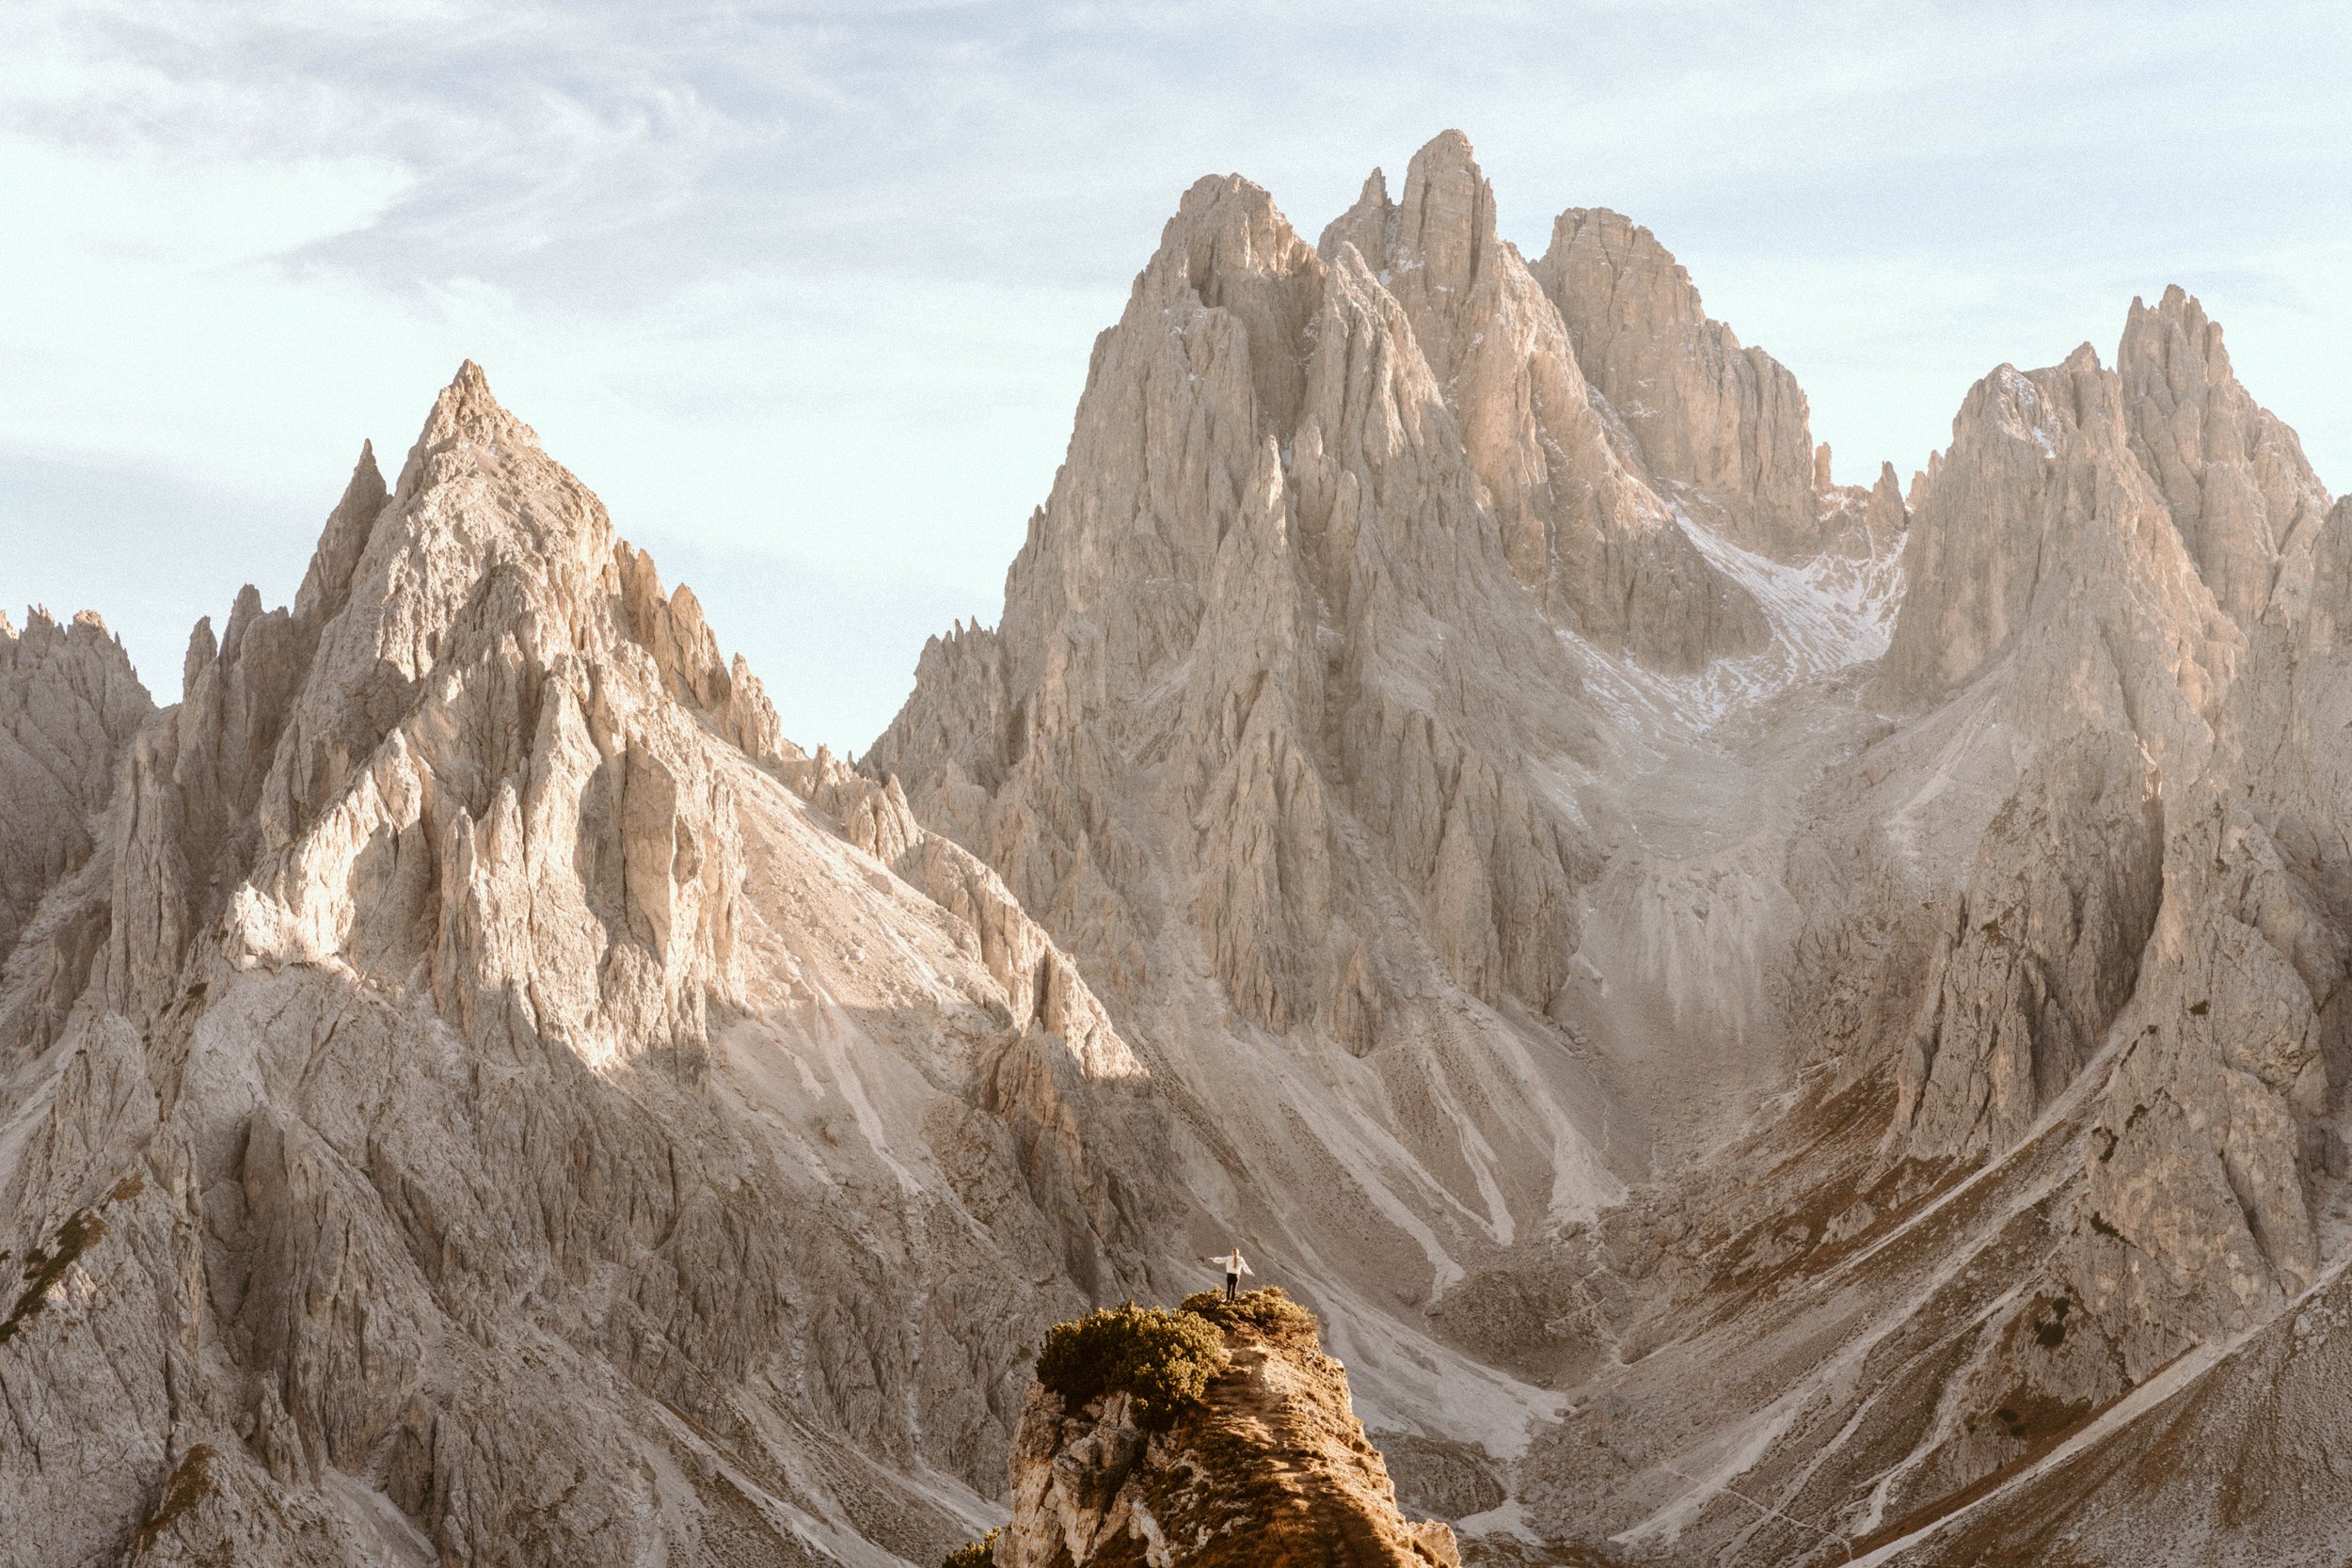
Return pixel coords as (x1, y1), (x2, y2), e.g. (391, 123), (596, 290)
(1179, 1286), (1321, 1350)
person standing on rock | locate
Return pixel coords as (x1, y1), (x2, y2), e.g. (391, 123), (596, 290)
(1211, 1247), (1252, 1302)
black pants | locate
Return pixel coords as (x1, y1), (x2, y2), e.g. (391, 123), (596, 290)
(1225, 1273), (1238, 1302)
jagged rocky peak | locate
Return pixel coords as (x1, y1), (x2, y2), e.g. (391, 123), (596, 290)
(290, 441), (386, 630)
(214, 359), (843, 1058)
(1882, 346), (2113, 706)
(875, 127), (1638, 1042)
(1879, 325), (2316, 839)
(0, 606), (150, 790)
(1533, 202), (1826, 561)
(1868, 456), (1909, 531)
(2117, 284), (2335, 626)
(1313, 129), (1775, 670)
(942, 126), (1805, 705)
(1815, 455), (1913, 558)
(1333, 127), (1502, 376)
(871, 132), (1675, 1419)
(0, 606), (151, 974)
(876, 130), (1927, 1115)
(1886, 287), (2335, 721)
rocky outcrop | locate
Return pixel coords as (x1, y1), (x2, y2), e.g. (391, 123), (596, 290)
(2076, 791), (2338, 1349)
(998, 1304), (1458, 1568)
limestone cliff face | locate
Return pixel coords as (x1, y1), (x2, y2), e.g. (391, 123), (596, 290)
(1892, 730), (2166, 1161)
(0, 607), (151, 1053)
(1532, 205), (1824, 562)
(997, 1313), (1458, 1568)
(2118, 285), (2334, 628)
(1316, 134), (1772, 670)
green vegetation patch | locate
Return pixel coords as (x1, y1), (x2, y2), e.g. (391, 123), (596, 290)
(0, 1207), (107, 1347)
(939, 1527), (998, 1568)
(1035, 1301), (1226, 1430)
(1178, 1286), (1322, 1350)
(135, 1445), (219, 1545)
(2032, 1294), (2074, 1349)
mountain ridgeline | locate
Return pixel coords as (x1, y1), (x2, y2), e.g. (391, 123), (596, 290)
(3, 131), (2347, 1567)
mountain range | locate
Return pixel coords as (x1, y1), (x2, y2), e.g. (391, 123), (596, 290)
(4, 130), (2346, 1567)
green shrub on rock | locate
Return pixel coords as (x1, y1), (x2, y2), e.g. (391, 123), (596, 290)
(1178, 1286), (1321, 1349)
(939, 1528), (998, 1568)
(1034, 1302), (1226, 1429)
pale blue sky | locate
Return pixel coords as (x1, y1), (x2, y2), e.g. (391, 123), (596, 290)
(5, 1), (2346, 750)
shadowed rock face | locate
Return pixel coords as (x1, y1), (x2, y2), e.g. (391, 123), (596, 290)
(4, 129), (2347, 1568)
(1893, 730), (2167, 1162)
(0, 612), (151, 930)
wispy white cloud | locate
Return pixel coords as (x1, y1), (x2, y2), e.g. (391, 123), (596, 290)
(2, 0), (2347, 748)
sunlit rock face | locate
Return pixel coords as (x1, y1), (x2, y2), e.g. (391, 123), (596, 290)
(997, 1303), (1460, 1568)
(5, 129), (2347, 1568)
(1532, 202), (1826, 564)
